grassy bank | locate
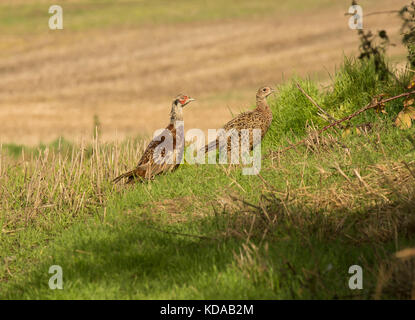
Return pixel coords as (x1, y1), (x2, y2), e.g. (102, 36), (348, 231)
(1, 57), (415, 299)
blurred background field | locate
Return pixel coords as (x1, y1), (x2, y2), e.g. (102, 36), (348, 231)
(0, 0), (408, 145)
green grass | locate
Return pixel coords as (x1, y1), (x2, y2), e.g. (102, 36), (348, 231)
(1, 57), (415, 299)
(2, 137), (74, 158)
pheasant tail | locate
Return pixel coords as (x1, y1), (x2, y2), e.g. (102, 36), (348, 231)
(113, 164), (148, 184)
(112, 170), (135, 184)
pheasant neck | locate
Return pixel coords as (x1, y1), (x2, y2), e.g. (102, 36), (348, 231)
(170, 102), (183, 124)
(256, 97), (270, 111)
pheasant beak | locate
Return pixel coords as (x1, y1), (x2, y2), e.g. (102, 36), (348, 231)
(184, 97), (195, 106)
(263, 88), (275, 98)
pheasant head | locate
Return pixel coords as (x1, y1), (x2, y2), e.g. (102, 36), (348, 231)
(256, 86), (274, 109)
(170, 94), (195, 123)
(256, 86), (275, 99)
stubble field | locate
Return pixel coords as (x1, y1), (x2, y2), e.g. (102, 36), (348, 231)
(0, 0), (407, 144)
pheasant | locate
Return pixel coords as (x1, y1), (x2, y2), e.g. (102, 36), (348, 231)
(113, 94), (195, 183)
(204, 86), (274, 155)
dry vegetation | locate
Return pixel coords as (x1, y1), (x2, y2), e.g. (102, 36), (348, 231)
(216, 157), (415, 244)
(212, 128), (415, 299)
(0, 135), (143, 234)
(0, 0), (407, 145)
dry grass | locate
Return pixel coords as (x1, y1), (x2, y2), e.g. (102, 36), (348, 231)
(0, 134), (146, 233)
(233, 242), (275, 288)
(141, 196), (208, 224)
(212, 122), (415, 245)
(209, 126), (415, 298)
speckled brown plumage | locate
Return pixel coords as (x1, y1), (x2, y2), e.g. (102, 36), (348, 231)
(204, 86), (274, 154)
(113, 94), (195, 184)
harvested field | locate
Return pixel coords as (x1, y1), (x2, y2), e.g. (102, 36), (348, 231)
(0, 0), (407, 144)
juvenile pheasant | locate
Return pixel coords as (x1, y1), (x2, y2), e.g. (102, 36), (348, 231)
(113, 94), (195, 183)
(204, 86), (274, 154)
